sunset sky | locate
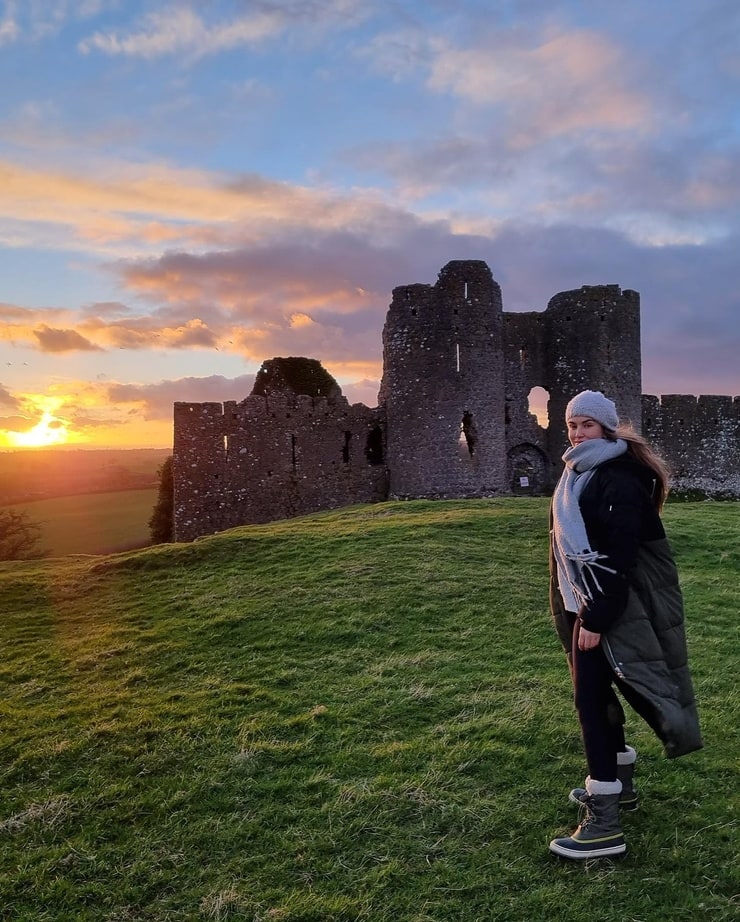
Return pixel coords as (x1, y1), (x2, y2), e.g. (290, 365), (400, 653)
(1, 1), (739, 450)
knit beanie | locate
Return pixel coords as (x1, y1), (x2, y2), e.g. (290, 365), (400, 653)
(565, 390), (619, 431)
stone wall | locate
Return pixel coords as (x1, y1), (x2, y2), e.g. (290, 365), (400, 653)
(174, 390), (387, 542)
(642, 394), (740, 497)
(172, 261), (739, 541)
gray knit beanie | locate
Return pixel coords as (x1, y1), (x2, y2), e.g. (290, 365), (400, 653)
(565, 390), (619, 431)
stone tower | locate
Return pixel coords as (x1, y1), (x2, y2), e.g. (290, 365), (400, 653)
(379, 260), (507, 498)
(172, 261), (739, 543)
(543, 285), (642, 459)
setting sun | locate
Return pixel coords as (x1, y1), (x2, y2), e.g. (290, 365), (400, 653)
(7, 411), (70, 448)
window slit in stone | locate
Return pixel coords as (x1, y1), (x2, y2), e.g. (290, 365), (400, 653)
(366, 427), (384, 465)
(460, 411), (477, 457)
(342, 430), (351, 463)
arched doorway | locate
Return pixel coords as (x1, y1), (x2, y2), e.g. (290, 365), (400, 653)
(507, 443), (548, 494)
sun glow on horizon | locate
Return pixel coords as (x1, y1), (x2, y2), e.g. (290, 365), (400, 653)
(5, 402), (73, 449)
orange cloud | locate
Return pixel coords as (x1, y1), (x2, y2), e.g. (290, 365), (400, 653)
(0, 155), (414, 261)
(33, 325), (103, 353)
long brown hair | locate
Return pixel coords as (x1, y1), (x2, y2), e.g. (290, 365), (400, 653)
(606, 424), (671, 511)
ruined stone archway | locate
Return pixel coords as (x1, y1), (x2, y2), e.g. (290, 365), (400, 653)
(507, 443), (549, 495)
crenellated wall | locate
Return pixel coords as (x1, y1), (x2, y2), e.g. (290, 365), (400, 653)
(174, 391), (387, 542)
(172, 261), (739, 541)
(642, 394), (740, 497)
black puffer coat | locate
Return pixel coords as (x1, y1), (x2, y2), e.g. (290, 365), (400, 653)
(550, 456), (703, 759)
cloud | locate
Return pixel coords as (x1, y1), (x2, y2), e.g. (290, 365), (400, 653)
(0, 156), (442, 260)
(33, 325), (103, 353)
(0, 373), (261, 440)
(427, 28), (650, 143)
(107, 373), (257, 420)
(0, 12), (19, 45)
(0, 415), (34, 433)
(78, 1), (367, 59)
(0, 0), (113, 43)
(336, 377), (380, 408)
(348, 9), (740, 249)
(106, 368), (381, 416)
(107, 219), (497, 369)
(477, 221), (740, 397)
(0, 383), (20, 409)
(78, 6), (283, 58)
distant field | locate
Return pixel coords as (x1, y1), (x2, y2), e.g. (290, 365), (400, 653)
(14, 488), (158, 556)
(0, 447), (170, 504)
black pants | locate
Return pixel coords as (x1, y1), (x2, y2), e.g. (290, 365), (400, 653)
(572, 623), (628, 782)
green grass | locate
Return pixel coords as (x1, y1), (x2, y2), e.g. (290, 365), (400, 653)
(0, 498), (737, 921)
(12, 488), (158, 556)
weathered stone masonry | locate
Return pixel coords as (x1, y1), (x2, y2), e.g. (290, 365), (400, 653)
(173, 261), (740, 541)
(173, 359), (388, 542)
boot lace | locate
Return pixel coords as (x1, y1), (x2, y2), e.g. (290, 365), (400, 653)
(577, 795), (596, 829)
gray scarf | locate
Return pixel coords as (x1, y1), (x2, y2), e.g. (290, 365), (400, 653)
(551, 437), (628, 613)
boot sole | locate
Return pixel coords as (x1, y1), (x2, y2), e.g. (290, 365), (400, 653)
(549, 839), (627, 859)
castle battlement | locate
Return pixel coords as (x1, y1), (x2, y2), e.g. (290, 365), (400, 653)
(173, 262), (739, 541)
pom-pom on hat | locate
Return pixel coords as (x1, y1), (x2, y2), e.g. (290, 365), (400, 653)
(565, 390), (619, 431)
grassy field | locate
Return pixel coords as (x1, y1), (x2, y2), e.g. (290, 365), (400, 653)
(12, 489), (158, 556)
(0, 448), (169, 504)
(0, 498), (737, 921)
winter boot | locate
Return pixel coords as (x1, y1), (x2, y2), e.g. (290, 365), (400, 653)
(569, 747), (639, 812)
(550, 778), (627, 859)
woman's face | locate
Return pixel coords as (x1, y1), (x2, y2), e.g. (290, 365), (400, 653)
(567, 415), (605, 447)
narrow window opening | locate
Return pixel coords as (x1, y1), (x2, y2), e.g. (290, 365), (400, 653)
(342, 430), (351, 463)
(365, 426), (384, 465)
(459, 411), (477, 457)
(223, 435), (228, 460)
(456, 342), (461, 372)
(411, 307), (417, 316)
(519, 348), (527, 367)
(464, 281), (468, 299)
(527, 386), (550, 428)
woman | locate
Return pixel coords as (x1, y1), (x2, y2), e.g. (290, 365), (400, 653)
(548, 390), (702, 860)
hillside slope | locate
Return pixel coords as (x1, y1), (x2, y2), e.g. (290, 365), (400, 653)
(1, 499), (737, 921)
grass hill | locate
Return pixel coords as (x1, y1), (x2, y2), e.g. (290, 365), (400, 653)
(1, 498), (737, 921)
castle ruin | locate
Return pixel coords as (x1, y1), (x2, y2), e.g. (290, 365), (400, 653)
(173, 260), (739, 541)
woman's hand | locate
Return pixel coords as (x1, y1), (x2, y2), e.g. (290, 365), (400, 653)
(578, 626), (602, 651)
